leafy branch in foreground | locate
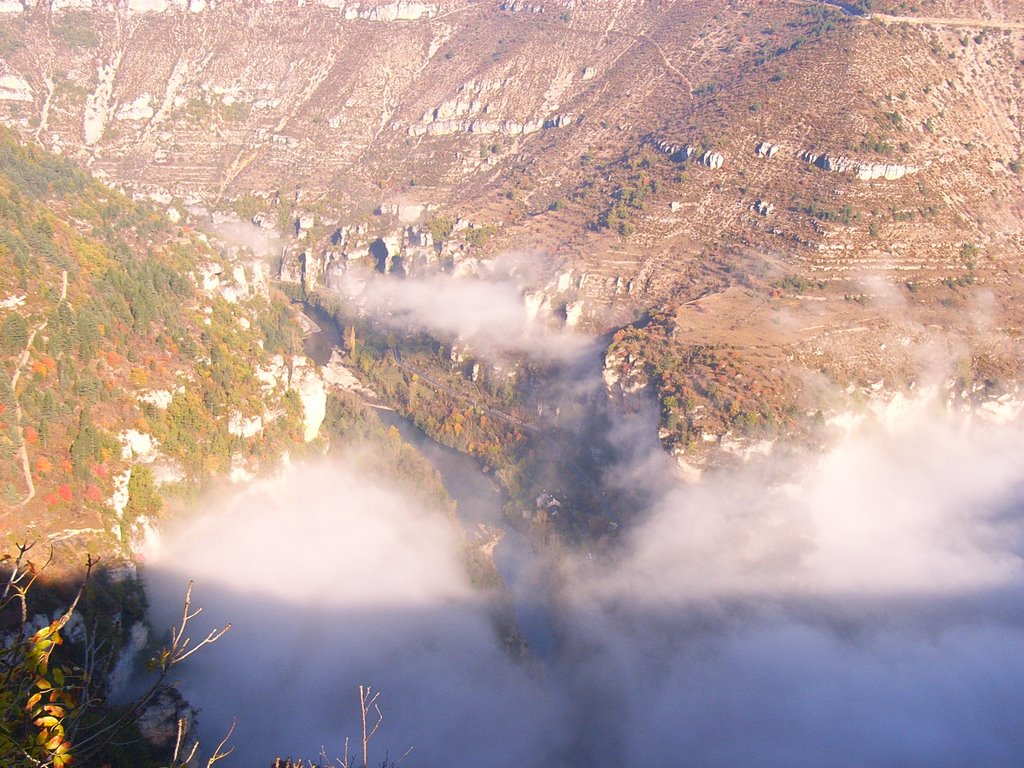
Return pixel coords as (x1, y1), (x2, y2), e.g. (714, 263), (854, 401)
(0, 543), (231, 767)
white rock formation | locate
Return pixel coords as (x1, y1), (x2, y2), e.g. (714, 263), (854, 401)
(0, 294), (26, 308)
(139, 389), (174, 409)
(322, 350), (376, 397)
(523, 289), (548, 323)
(258, 355), (327, 441)
(856, 162), (915, 181)
(228, 412), (263, 438)
(0, 73), (32, 102)
(116, 94), (155, 121)
(564, 300), (583, 328)
(802, 150), (917, 181)
(345, 1), (435, 21)
(50, 0), (94, 9)
(120, 429), (159, 462)
(701, 151), (724, 170)
(84, 54), (122, 145)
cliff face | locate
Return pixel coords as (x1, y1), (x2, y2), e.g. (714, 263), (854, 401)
(1, 2), (1020, 309)
(2, 0), (1022, 469)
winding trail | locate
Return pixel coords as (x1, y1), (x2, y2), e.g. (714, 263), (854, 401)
(9, 270), (67, 509)
(872, 13), (1024, 30)
(635, 32), (694, 97)
(798, 0), (1023, 30)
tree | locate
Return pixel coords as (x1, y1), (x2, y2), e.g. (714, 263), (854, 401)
(68, 407), (97, 480)
(0, 313), (28, 356)
(124, 465), (162, 542)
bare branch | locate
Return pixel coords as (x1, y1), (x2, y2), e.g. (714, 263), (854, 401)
(205, 717), (237, 767)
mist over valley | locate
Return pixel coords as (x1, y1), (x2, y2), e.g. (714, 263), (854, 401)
(1, 0), (1024, 765)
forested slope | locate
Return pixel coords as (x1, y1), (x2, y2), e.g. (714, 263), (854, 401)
(0, 127), (306, 557)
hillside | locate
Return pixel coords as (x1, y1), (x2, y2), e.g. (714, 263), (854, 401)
(1, 0), (1022, 469)
(0, 126), (319, 563)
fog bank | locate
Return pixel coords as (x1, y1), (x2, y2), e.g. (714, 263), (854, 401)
(146, 398), (1024, 767)
(145, 459), (565, 767)
(334, 267), (592, 362)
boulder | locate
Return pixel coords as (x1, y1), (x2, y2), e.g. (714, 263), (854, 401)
(701, 151), (724, 170)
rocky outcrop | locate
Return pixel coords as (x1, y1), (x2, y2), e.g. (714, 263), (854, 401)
(44, 0), (437, 16)
(197, 257), (266, 303)
(116, 94), (156, 121)
(644, 136), (697, 162)
(412, 78), (574, 138)
(258, 355), (327, 442)
(377, 202), (427, 223)
(801, 150), (917, 181)
(322, 350), (377, 398)
(701, 151), (724, 170)
(409, 117), (547, 138)
(855, 163), (916, 181)
(755, 141), (779, 159)
(120, 429), (159, 462)
(227, 412), (263, 438)
(563, 299), (583, 328)
(500, 0), (544, 12)
(344, 1), (436, 21)
(752, 200), (774, 216)
(602, 347), (649, 395)
(543, 114), (573, 129)
(0, 73), (32, 102)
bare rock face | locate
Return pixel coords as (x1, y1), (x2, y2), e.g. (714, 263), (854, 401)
(0, 72), (32, 102)
(701, 150), (724, 170)
(803, 150), (917, 181)
(136, 688), (197, 750)
(2, 0), (1022, 430)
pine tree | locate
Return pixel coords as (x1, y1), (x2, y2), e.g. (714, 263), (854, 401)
(69, 407), (97, 480)
(0, 313), (28, 356)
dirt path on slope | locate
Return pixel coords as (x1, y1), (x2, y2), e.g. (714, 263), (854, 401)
(873, 13), (1024, 31)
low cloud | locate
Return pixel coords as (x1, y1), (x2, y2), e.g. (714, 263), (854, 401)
(146, 383), (1024, 766)
(145, 458), (566, 767)
(209, 221), (284, 260)
(335, 268), (591, 363)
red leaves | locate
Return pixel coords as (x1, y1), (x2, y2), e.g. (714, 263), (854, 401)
(42, 485), (73, 505)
